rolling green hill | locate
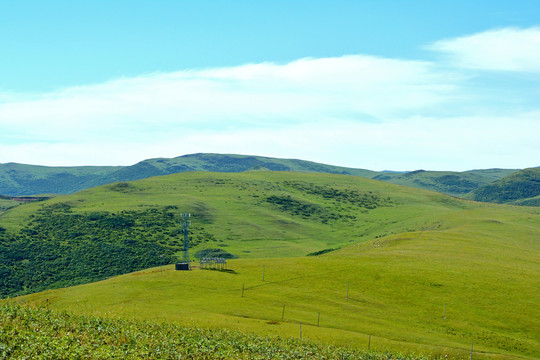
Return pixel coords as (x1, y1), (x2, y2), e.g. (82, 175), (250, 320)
(1, 171), (540, 359)
(0, 171), (429, 298)
(0, 154), (518, 203)
(374, 168), (517, 197)
(466, 167), (540, 205)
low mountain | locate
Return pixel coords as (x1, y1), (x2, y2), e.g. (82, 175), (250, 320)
(110, 153), (379, 178)
(0, 154), (377, 196)
(0, 162), (120, 196)
(466, 167), (540, 205)
(1, 154), (519, 201)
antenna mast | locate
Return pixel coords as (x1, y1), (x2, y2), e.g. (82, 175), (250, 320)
(182, 212), (191, 263)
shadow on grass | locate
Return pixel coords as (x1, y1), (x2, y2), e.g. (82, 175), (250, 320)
(201, 268), (238, 274)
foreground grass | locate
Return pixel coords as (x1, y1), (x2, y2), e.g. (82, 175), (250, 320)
(0, 305), (438, 360)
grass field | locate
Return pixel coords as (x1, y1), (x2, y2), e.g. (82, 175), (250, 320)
(0, 305), (444, 360)
(2, 171), (539, 359)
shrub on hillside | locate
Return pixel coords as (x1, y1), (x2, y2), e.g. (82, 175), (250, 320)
(194, 248), (237, 259)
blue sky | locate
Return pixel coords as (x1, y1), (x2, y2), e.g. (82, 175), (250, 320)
(1, 0), (539, 170)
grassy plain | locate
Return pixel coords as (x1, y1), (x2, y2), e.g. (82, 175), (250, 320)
(2, 171), (539, 359)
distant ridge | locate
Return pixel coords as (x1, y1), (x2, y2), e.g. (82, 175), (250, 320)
(0, 153), (377, 196)
(0, 153), (525, 204)
(466, 167), (540, 206)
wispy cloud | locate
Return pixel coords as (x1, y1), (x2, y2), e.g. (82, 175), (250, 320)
(0, 55), (459, 134)
(427, 27), (540, 72)
(0, 28), (539, 170)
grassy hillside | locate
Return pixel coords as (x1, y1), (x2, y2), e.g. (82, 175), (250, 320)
(1, 154), (517, 201)
(7, 208), (540, 358)
(466, 168), (540, 205)
(1, 171), (539, 359)
(0, 171), (435, 297)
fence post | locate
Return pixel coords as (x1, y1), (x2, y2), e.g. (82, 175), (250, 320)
(282, 304), (285, 320)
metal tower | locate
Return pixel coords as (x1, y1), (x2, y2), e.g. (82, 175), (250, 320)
(182, 212), (191, 263)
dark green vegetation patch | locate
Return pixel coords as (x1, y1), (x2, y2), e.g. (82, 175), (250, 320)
(0, 204), (194, 298)
(265, 195), (340, 222)
(283, 181), (393, 208)
(194, 248), (238, 259)
(306, 248), (339, 256)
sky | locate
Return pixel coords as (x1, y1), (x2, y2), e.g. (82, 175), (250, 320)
(1, 0), (539, 171)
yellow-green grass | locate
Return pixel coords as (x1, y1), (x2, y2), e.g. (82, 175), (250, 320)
(2, 171), (540, 359)
(7, 205), (540, 359)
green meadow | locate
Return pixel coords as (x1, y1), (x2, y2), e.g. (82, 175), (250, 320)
(2, 171), (540, 359)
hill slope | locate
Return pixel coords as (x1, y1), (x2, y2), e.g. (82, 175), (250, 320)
(0, 154), (517, 201)
(0, 171), (445, 297)
(466, 167), (540, 205)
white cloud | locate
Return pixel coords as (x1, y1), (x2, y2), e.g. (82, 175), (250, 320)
(0, 55), (461, 147)
(428, 27), (540, 72)
(0, 34), (539, 171)
(2, 112), (538, 171)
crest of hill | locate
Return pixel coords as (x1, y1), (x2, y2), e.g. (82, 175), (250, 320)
(466, 167), (540, 205)
(0, 154), (376, 196)
(0, 154), (520, 204)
